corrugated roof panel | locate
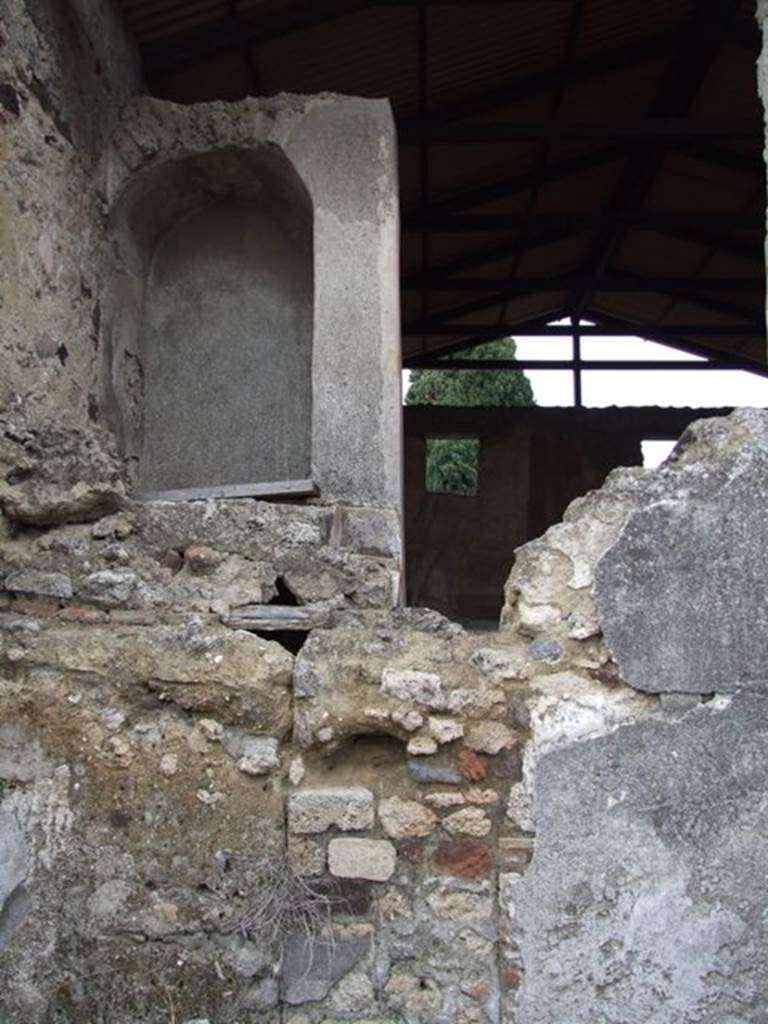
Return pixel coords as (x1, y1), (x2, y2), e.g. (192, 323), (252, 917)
(125, 0), (228, 42)
(256, 8), (416, 114)
(113, 0), (766, 364)
(423, 2), (572, 113)
(573, 0), (692, 61)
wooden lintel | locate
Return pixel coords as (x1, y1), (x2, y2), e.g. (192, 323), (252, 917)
(225, 604), (331, 631)
(133, 478), (317, 503)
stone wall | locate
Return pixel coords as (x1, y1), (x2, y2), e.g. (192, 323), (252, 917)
(3, 396), (768, 1023)
(2, 2), (767, 1019)
(500, 409), (768, 1023)
(0, 0), (141, 421)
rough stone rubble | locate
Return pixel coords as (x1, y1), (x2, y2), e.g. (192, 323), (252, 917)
(1, 408), (767, 1023)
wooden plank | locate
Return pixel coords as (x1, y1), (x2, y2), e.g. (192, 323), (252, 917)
(134, 478), (317, 503)
(225, 604), (331, 632)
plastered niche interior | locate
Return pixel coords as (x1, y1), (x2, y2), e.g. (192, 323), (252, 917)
(99, 95), (402, 512)
(105, 147), (313, 494)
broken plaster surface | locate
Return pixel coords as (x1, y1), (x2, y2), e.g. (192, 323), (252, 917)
(595, 423), (768, 694)
(509, 691), (768, 1023)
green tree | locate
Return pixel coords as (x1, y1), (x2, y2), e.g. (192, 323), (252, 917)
(405, 337), (534, 495)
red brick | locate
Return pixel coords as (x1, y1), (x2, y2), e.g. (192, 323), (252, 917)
(11, 598), (58, 618)
(457, 749), (487, 782)
(434, 839), (492, 880)
(57, 606), (109, 624)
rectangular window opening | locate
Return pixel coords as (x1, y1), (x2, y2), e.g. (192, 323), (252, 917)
(425, 437), (480, 496)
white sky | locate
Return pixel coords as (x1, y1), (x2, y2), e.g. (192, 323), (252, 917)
(513, 334), (768, 410)
(402, 325), (768, 468)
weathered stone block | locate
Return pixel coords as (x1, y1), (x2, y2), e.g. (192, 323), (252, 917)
(237, 737), (280, 776)
(497, 836), (534, 872)
(595, 415), (768, 694)
(465, 721), (517, 755)
(443, 807), (491, 838)
(406, 735), (438, 756)
(0, 416), (125, 527)
(408, 761), (464, 785)
(328, 838), (397, 882)
(380, 668), (445, 708)
(282, 927), (372, 1005)
(509, 690), (768, 1022)
(3, 570), (73, 601)
(4, 620), (293, 731)
(288, 787), (375, 834)
(378, 797), (436, 839)
(428, 716), (464, 744)
(0, 812), (28, 952)
(426, 889), (493, 921)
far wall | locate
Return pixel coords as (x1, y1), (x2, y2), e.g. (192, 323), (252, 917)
(404, 406), (731, 626)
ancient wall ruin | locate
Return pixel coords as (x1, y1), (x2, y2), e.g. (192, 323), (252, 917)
(2, 2), (768, 1023)
(3, 401), (768, 1024)
(0, 0), (142, 424)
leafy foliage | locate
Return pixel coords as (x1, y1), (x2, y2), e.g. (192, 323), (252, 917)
(406, 338), (535, 495)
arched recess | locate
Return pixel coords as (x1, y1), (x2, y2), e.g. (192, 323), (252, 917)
(101, 145), (314, 495)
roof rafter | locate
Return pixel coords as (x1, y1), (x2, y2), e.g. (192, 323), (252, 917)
(398, 118), (759, 144)
(401, 275), (764, 294)
(402, 315), (768, 374)
(568, 0), (748, 319)
(403, 211), (760, 232)
(403, 323), (763, 338)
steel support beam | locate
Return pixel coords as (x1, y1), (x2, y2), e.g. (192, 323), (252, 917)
(568, 0), (747, 318)
(400, 275), (764, 294)
(405, 359), (752, 371)
(398, 119), (759, 144)
(403, 323), (763, 338)
(403, 211), (759, 232)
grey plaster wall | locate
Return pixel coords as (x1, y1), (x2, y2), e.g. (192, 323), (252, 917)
(595, 418), (768, 695)
(102, 96), (401, 513)
(139, 186), (312, 492)
(512, 691), (768, 1023)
